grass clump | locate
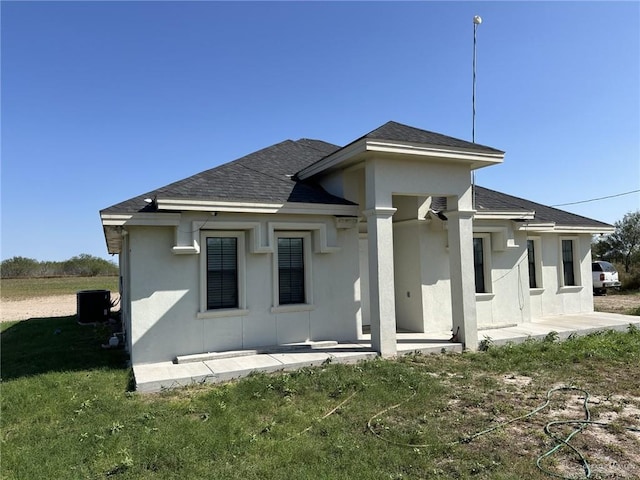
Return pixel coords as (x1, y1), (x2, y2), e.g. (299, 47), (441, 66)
(2, 318), (640, 480)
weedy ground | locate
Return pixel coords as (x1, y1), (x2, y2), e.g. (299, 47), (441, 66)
(2, 316), (639, 480)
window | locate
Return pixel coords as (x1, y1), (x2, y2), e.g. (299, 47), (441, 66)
(199, 231), (247, 318)
(562, 239), (576, 286)
(272, 231), (313, 312)
(206, 237), (238, 309)
(527, 239), (537, 288)
(473, 237), (486, 294)
(278, 237), (305, 305)
(472, 234), (493, 295)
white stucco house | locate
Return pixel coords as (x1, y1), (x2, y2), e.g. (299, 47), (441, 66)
(101, 121), (613, 366)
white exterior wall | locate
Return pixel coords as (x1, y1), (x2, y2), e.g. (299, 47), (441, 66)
(473, 225), (531, 329)
(353, 213), (596, 337)
(528, 233), (594, 318)
(119, 234), (132, 354)
(125, 213), (360, 365)
(393, 221), (425, 332)
(420, 225), (453, 333)
(117, 154), (599, 364)
(128, 226), (202, 365)
(318, 155), (481, 350)
(419, 221), (533, 333)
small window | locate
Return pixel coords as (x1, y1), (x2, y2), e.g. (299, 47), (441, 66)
(527, 239), (537, 288)
(562, 239), (576, 286)
(206, 237), (238, 309)
(272, 231), (314, 312)
(473, 237), (486, 294)
(278, 237), (305, 305)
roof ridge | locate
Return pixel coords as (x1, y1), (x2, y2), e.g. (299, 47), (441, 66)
(295, 137), (339, 151)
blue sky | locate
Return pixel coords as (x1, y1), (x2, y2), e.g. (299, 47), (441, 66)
(2, 1), (639, 262)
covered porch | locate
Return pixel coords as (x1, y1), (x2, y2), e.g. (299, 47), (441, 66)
(133, 311), (639, 393)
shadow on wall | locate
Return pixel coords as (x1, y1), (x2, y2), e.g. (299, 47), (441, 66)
(0, 316), (129, 381)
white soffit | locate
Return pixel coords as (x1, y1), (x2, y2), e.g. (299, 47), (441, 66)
(157, 199), (282, 213)
(100, 212), (181, 226)
(297, 138), (505, 180)
(517, 223), (614, 234)
(155, 198), (358, 216)
(475, 210), (535, 220)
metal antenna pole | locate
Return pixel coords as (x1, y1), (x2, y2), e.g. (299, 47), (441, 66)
(472, 16), (480, 143)
(472, 15), (482, 209)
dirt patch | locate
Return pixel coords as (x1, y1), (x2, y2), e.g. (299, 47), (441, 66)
(1, 294), (79, 322)
(484, 379), (640, 479)
(431, 374), (640, 478)
(594, 293), (640, 315)
(541, 391), (640, 479)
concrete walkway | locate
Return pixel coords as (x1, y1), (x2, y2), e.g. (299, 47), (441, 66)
(479, 311), (639, 346)
(133, 312), (639, 393)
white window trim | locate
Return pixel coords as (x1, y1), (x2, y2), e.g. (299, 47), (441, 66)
(527, 236), (544, 291)
(271, 231), (315, 314)
(474, 233), (493, 295)
(197, 231), (249, 319)
(558, 236), (582, 290)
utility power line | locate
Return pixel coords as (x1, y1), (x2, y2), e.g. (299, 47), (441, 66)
(551, 189), (640, 207)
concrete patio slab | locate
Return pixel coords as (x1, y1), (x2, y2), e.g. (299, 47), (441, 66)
(134, 361), (215, 393)
(203, 355), (285, 383)
(481, 312), (640, 347)
(133, 311), (639, 393)
(133, 345), (379, 392)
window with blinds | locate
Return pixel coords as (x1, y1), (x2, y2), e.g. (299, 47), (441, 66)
(527, 239), (537, 288)
(473, 237), (486, 294)
(562, 239), (576, 286)
(206, 237), (238, 309)
(278, 237), (305, 305)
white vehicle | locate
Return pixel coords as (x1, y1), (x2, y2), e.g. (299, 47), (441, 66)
(592, 261), (621, 295)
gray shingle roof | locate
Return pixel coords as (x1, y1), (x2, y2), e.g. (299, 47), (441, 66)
(473, 186), (612, 228)
(361, 121), (504, 154)
(430, 186), (612, 228)
(102, 121), (609, 229)
(101, 138), (349, 214)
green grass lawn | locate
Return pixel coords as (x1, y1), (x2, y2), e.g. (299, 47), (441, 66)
(2, 317), (639, 480)
(1, 276), (119, 300)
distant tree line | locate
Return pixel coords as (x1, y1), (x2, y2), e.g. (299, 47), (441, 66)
(592, 210), (640, 290)
(592, 211), (640, 272)
(0, 254), (118, 278)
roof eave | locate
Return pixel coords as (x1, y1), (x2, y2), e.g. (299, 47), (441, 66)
(155, 198), (359, 216)
(297, 138), (505, 180)
(103, 226), (122, 255)
(101, 212), (182, 227)
(517, 223), (614, 234)
(474, 210), (535, 221)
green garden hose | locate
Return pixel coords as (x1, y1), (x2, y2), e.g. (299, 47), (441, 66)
(367, 386), (640, 479)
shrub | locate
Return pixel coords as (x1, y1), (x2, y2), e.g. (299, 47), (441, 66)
(619, 265), (640, 292)
(0, 257), (40, 278)
(0, 254), (117, 278)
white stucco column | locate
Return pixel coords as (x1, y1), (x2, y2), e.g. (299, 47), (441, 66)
(363, 207), (398, 357)
(446, 208), (478, 351)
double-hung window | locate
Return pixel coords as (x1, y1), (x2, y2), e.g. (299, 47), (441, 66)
(272, 232), (313, 312)
(527, 239), (538, 288)
(473, 236), (492, 294)
(278, 237), (305, 305)
(561, 238), (578, 287)
(199, 231), (247, 318)
(206, 237), (238, 309)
